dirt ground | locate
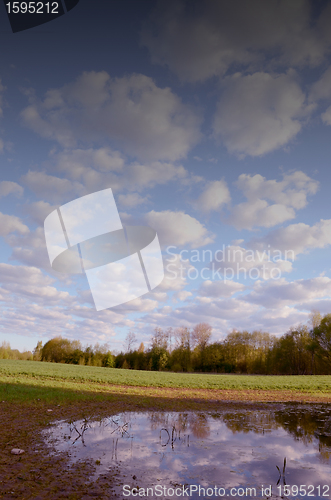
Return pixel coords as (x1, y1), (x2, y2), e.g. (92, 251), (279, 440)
(1, 388), (330, 499)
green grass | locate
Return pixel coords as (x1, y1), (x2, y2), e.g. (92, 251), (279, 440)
(1, 359), (331, 394)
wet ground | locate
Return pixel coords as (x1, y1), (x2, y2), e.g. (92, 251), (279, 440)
(43, 404), (331, 499)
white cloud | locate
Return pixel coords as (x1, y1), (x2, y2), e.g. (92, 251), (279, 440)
(21, 71), (201, 161)
(117, 192), (149, 208)
(210, 244), (293, 280)
(199, 280), (245, 298)
(213, 72), (312, 157)
(0, 263), (52, 287)
(21, 170), (84, 203)
(52, 147), (125, 175)
(321, 106), (331, 125)
(0, 263), (71, 305)
(0, 262), (140, 344)
(144, 210), (214, 248)
(0, 181), (23, 198)
(141, 0), (331, 83)
(24, 201), (56, 225)
(235, 171), (318, 208)
(249, 219), (331, 257)
(128, 161), (187, 189)
(6, 227), (50, 270)
(243, 277), (331, 309)
(161, 252), (197, 293)
(0, 213), (29, 236)
(229, 171), (318, 230)
(230, 199), (296, 230)
(110, 296), (159, 314)
(195, 180), (231, 212)
(45, 148), (189, 198)
(309, 66), (331, 125)
(294, 298), (331, 316)
(309, 66), (331, 102)
(174, 290), (192, 302)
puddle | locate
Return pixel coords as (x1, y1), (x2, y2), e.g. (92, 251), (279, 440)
(43, 404), (331, 499)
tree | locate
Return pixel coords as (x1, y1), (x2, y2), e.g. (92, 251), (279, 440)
(151, 327), (168, 350)
(138, 342), (144, 353)
(33, 340), (43, 361)
(312, 314), (331, 372)
(124, 331), (137, 353)
(309, 310), (322, 329)
(172, 327), (192, 372)
(41, 337), (82, 363)
(149, 327), (169, 371)
(192, 323), (212, 350)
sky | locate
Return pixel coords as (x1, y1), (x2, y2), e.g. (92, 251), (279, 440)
(1, 0), (331, 353)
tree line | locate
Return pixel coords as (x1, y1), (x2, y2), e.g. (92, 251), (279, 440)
(113, 311), (331, 374)
(4, 311), (331, 374)
(0, 341), (33, 361)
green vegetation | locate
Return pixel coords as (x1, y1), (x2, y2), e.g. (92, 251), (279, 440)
(1, 358), (331, 394)
(0, 341), (32, 361)
(114, 313), (331, 375)
(3, 312), (331, 380)
(39, 337), (114, 367)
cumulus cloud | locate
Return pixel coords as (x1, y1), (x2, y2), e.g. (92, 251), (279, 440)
(248, 219), (331, 257)
(321, 106), (331, 125)
(195, 180), (231, 212)
(0, 181), (23, 198)
(0, 262), (52, 287)
(144, 210), (214, 248)
(210, 244), (293, 280)
(161, 252), (197, 293)
(309, 66), (331, 125)
(309, 66), (331, 102)
(21, 170), (84, 203)
(243, 277), (331, 309)
(0, 213), (29, 236)
(198, 280), (245, 298)
(24, 201), (56, 225)
(52, 147), (125, 175)
(117, 192), (149, 208)
(230, 199), (296, 231)
(6, 227), (50, 270)
(213, 72), (313, 157)
(21, 71), (201, 161)
(40, 148), (189, 199)
(141, 0), (330, 83)
(229, 171), (318, 230)
(0, 261), (141, 343)
(0, 263), (72, 307)
(174, 290), (192, 302)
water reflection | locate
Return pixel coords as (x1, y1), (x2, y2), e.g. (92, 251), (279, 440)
(44, 404), (331, 499)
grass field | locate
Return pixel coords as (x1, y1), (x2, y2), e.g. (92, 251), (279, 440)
(1, 359), (331, 404)
(1, 359), (331, 498)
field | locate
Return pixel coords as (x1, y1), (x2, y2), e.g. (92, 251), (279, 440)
(1, 359), (331, 404)
(1, 360), (331, 498)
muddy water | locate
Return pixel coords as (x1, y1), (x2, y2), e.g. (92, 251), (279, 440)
(43, 404), (331, 499)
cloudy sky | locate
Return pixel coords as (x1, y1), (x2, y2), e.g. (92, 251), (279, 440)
(1, 0), (331, 352)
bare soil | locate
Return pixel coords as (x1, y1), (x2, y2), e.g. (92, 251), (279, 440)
(1, 387), (330, 499)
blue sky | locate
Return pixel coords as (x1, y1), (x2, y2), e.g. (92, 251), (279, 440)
(1, 0), (331, 353)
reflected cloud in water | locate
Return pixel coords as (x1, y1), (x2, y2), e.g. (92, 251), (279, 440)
(43, 404), (331, 499)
